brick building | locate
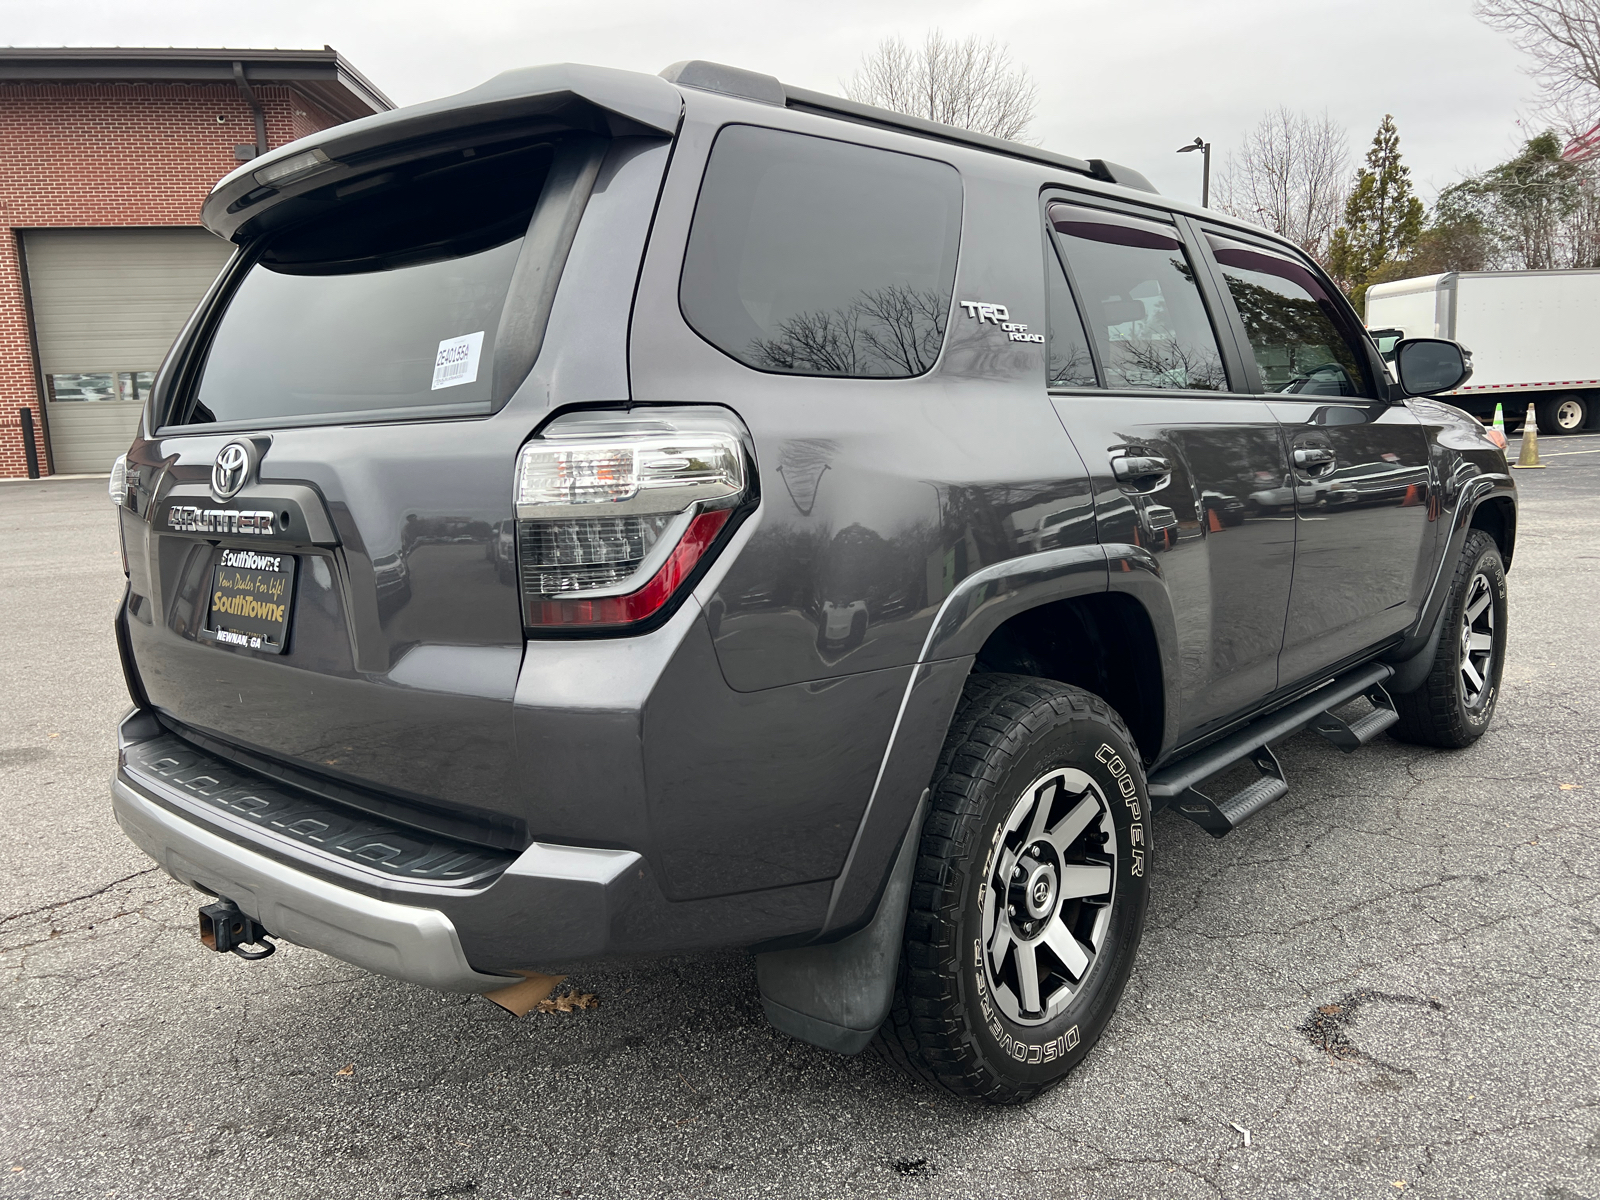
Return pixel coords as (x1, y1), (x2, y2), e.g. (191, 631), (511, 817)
(0, 48), (391, 478)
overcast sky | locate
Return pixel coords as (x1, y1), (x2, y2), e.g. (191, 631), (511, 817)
(3, 0), (1543, 205)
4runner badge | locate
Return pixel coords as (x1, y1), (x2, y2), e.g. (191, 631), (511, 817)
(958, 300), (1044, 344)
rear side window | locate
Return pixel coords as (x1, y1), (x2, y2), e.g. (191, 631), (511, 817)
(179, 139), (568, 427)
(1049, 203), (1227, 392)
(1208, 235), (1375, 398)
(679, 125), (962, 378)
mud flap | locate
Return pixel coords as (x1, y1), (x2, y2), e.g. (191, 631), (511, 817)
(754, 792), (928, 1055)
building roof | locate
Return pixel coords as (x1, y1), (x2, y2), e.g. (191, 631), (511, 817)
(0, 47), (392, 121)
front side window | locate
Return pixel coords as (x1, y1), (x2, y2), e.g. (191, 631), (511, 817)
(1208, 235), (1374, 398)
(680, 125), (963, 378)
(1049, 203), (1227, 392)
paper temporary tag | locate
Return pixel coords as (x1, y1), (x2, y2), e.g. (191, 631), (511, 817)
(432, 331), (485, 391)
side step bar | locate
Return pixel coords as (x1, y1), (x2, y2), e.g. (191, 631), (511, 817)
(1148, 663), (1398, 838)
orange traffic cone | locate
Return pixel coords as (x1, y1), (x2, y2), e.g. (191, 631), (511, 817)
(1513, 402), (1545, 469)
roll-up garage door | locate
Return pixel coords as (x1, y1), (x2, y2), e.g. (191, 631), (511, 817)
(24, 228), (233, 474)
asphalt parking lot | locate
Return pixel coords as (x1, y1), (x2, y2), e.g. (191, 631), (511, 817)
(2, 437), (1598, 1200)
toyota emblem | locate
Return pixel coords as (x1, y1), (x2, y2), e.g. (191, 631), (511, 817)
(211, 441), (252, 502)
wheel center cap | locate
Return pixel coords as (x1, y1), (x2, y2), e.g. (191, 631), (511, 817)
(1023, 860), (1056, 919)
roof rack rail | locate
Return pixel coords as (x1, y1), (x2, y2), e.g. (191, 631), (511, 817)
(659, 59), (1158, 195)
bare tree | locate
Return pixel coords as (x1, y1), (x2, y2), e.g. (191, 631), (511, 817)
(749, 284), (949, 376)
(846, 31), (1039, 142)
(1477, 0), (1600, 126)
(1214, 108), (1350, 263)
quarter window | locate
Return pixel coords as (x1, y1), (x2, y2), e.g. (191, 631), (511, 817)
(1049, 203), (1227, 392)
(1047, 241), (1097, 388)
(680, 125), (963, 378)
(1208, 235), (1374, 398)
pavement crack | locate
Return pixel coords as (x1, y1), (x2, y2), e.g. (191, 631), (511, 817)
(0, 867), (160, 928)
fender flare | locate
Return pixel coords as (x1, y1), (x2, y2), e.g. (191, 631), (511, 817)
(1386, 474), (1514, 666)
(760, 545), (1180, 1055)
(827, 543), (1181, 936)
(920, 542), (1180, 755)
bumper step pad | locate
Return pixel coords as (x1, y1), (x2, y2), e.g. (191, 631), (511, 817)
(122, 733), (514, 888)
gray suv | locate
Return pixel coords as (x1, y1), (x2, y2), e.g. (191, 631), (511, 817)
(109, 60), (1515, 1104)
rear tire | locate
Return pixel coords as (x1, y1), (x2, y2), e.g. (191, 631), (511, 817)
(873, 674), (1150, 1104)
(1390, 529), (1507, 748)
(1535, 392), (1588, 435)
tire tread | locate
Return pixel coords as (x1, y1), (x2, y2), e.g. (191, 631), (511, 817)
(1391, 529), (1503, 748)
(869, 673), (1141, 1104)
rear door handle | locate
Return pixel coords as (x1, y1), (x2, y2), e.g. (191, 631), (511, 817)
(1292, 447), (1336, 469)
(1111, 455), (1171, 483)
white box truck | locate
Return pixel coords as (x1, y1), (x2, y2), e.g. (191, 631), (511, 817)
(1366, 269), (1600, 434)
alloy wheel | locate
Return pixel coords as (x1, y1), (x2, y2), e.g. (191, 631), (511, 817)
(980, 768), (1117, 1026)
(1459, 572), (1496, 708)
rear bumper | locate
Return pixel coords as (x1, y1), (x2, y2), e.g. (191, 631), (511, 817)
(112, 774), (519, 992)
(108, 702), (838, 982)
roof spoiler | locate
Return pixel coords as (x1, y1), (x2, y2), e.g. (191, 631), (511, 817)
(202, 63), (683, 242)
(661, 59), (1160, 196)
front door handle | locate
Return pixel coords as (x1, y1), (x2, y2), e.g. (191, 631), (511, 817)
(1292, 447), (1336, 470)
(1112, 455), (1171, 484)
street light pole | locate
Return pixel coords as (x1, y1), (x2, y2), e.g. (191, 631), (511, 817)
(1176, 136), (1211, 207)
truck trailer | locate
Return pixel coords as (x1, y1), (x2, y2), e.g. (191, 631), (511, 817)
(1366, 269), (1600, 434)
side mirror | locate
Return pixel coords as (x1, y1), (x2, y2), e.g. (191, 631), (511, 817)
(1394, 338), (1473, 397)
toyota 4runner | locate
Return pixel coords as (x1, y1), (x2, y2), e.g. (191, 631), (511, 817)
(108, 60), (1515, 1104)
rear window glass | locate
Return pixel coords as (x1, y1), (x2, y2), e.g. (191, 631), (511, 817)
(1049, 203), (1227, 392)
(679, 125), (962, 378)
(180, 141), (557, 426)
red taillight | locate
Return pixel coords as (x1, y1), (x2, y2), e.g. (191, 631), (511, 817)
(513, 417), (749, 632)
(524, 507), (732, 628)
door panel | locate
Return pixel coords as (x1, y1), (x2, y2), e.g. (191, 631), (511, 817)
(1046, 203), (1295, 740)
(1268, 400), (1433, 681)
(1055, 396), (1296, 733)
(1197, 230), (1434, 683)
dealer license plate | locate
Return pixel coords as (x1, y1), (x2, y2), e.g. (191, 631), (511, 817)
(206, 547), (296, 654)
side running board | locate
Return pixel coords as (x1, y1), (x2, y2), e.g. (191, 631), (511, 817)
(1148, 663), (1397, 838)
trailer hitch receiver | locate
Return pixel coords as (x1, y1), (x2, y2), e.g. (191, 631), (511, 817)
(199, 899), (277, 960)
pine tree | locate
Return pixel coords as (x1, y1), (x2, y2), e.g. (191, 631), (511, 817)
(1327, 115), (1426, 311)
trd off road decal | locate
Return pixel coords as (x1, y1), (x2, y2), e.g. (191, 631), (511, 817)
(958, 300), (1044, 344)
(1095, 743), (1145, 878)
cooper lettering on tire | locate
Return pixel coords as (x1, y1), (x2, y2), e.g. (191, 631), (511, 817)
(872, 674), (1151, 1104)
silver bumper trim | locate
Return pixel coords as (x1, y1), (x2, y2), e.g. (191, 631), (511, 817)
(112, 775), (518, 993)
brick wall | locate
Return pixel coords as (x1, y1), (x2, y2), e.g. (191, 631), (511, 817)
(0, 80), (344, 477)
